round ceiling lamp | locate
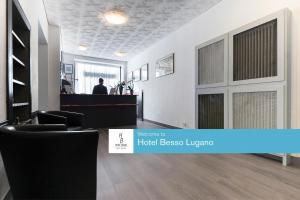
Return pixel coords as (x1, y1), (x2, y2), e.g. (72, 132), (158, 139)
(114, 51), (127, 57)
(104, 10), (128, 25)
(78, 44), (88, 51)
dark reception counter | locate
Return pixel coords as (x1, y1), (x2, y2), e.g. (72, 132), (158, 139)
(60, 94), (137, 128)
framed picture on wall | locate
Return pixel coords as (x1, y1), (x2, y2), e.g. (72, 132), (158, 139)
(133, 69), (141, 82)
(156, 53), (174, 78)
(141, 63), (149, 81)
(64, 64), (73, 74)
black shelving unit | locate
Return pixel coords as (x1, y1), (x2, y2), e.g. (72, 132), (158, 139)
(7, 0), (31, 124)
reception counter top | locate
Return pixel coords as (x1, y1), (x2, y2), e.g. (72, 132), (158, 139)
(60, 94), (137, 128)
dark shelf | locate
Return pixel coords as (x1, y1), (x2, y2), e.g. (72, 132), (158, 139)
(13, 79), (26, 86)
(12, 30), (26, 48)
(13, 102), (29, 107)
(12, 55), (25, 67)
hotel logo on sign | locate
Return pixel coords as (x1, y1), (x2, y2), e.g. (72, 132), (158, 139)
(109, 129), (134, 153)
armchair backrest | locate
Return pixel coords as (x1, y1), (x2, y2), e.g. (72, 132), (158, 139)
(38, 111), (85, 128)
(37, 112), (67, 125)
(0, 127), (99, 200)
(49, 111), (85, 127)
(9, 124), (67, 131)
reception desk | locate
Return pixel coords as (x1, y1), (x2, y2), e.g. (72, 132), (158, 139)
(60, 94), (137, 128)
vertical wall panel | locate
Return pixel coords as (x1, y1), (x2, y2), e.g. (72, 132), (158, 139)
(198, 40), (224, 85)
(233, 19), (277, 81)
(198, 94), (224, 129)
(233, 91), (277, 128)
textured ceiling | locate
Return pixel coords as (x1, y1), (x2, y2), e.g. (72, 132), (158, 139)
(44, 0), (222, 61)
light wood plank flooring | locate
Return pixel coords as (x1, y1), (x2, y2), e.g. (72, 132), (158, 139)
(97, 121), (300, 200)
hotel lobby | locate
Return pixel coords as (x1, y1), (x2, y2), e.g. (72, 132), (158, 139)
(1, 0), (300, 199)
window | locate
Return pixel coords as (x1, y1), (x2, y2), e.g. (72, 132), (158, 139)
(229, 83), (285, 129)
(233, 91), (277, 128)
(229, 9), (287, 85)
(198, 40), (224, 85)
(127, 71), (133, 82)
(196, 88), (228, 129)
(198, 94), (224, 129)
(196, 34), (228, 88)
(233, 20), (277, 81)
(75, 62), (123, 94)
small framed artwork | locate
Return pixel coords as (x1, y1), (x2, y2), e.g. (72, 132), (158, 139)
(64, 64), (73, 74)
(133, 69), (141, 82)
(127, 71), (133, 82)
(156, 53), (174, 78)
(141, 63), (149, 81)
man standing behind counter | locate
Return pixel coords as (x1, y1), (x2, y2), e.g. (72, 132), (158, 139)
(92, 78), (108, 95)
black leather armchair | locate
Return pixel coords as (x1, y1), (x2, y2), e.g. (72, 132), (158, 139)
(10, 124), (68, 131)
(37, 111), (85, 131)
(0, 125), (99, 200)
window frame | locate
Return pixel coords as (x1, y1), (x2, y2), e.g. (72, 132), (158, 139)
(74, 61), (124, 94)
(228, 82), (286, 129)
(228, 9), (288, 86)
(195, 34), (229, 89)
(195, 87), (228, 129)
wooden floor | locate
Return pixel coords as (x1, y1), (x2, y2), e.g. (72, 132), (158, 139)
(97, 121), (300, 200)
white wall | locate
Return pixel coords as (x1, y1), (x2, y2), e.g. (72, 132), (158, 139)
(48, 25), (61, 110)
(0, 0), (6, 123)
(0, 0), (49, 198)
(0, 0), (9, 197)
(38, 44), (49, 110)
(18, 0), (49, 111)
(38, 24), (49, 110)
(128, 0), (300, 129)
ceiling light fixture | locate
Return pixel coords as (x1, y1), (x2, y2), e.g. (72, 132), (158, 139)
(114, 51), (127, 57)
(78, 45), (88, 51)
(104, 10), (128, 25)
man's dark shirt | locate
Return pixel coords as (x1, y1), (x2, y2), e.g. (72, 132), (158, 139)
(92, 84), (108, 95)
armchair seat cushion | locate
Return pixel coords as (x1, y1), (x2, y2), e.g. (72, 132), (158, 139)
(67, 126), (82, 131)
